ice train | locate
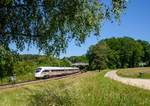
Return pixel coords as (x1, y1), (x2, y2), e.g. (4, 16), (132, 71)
(35, 67), (80, 79)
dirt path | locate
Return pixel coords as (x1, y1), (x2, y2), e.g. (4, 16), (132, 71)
(105, 70), (150, 90)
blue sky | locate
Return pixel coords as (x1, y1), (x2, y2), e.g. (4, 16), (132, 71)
(18, 0), (150, 58)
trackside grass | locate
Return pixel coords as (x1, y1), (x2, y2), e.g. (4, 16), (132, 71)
(117, 67), (150, 79)
(0, 71), (150, 106)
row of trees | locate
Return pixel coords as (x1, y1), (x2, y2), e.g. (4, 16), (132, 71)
(87, 37), (150, 70)
(64, 55), (88, 63)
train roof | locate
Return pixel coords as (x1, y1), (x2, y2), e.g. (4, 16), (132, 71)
(37, 67), (79, 70)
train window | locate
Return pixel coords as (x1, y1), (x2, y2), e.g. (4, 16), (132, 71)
(43, 70), (49, 72)
(36, 68), (42, 73)
(51, 70), (62, 72)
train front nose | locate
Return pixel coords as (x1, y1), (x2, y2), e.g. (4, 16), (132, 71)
(35, 68), (42, 78)
(35, 72), (41, 78)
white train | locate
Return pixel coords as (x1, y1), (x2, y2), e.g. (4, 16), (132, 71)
(35, 67), (80, 79)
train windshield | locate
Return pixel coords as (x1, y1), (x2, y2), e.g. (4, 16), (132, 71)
(36, 68), (42, 73)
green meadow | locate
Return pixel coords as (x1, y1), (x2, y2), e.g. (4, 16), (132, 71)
(0, 70), (150, 106)
(117, 67), (150, 79)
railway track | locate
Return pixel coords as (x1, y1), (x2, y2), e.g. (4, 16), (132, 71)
(0, 72), (82, 90)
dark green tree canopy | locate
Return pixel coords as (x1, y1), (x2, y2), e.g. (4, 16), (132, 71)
(87, 37), (150, 70)
(0, 0), (127, 55)
(0, 45), (17, 80)
(65, 55), (88, 63)
(87, 42), (109, 70)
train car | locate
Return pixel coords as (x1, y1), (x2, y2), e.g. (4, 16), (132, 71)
(35, 67), (80, 79)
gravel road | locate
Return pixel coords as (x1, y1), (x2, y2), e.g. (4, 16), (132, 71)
(105, 70), (150, 90)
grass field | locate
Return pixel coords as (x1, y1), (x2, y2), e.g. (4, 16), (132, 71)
(117, 67), (150, 79)
(0, 73), (35, 85)
(0, 70), (150, 106)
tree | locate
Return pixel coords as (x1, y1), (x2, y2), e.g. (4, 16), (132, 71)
(0, 46), (16, 82)
(87, 42), (109, 70)
(66, 55), (88, 63)
(0, 0), (127, 55)
(104, 37), (144, 68)
(87, 37), (148, 70)
(137, 40), (150, 66)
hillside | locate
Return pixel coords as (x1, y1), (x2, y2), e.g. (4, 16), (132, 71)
(1, 69), (150, 106)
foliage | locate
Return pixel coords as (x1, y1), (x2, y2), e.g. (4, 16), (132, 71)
(87, 37), (150, 70)
(0, 46), (17, 82)
(33, 55), (71, 67)
(87, 42), (109, 70)
(14, 61), (36, 76)
(0, 0), (127, 55)
(19, 54), (40, 61)
(137, 40), (150, 66)
(106, 37), (143, 68)
(65, 55), (88, 63)
(15, 55), (71, 77)
(0, 54), (71, 84)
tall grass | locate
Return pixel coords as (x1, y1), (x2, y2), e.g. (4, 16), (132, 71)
(117, 67), (150, 79)
(0, 71), (150, 106)
(28, 86), (77, 106)
(27, 71), (150, 106)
